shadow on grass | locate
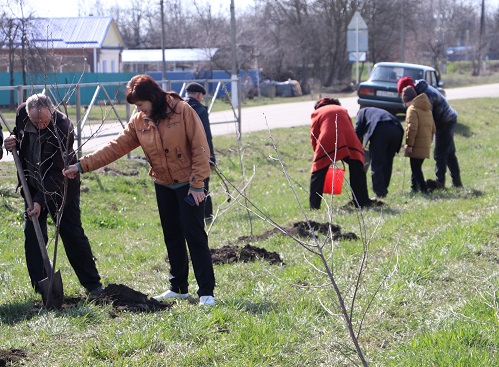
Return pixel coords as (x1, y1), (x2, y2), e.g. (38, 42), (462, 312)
(428, 188), (484, 200)
(228, 299), (279, 314)
(455, 121), (472, 138)
(0, 300), (40, 325)
(0, 295), (89, 325)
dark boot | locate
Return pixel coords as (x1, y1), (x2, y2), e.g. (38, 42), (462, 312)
(426, 179), (438, 192)
(435, 180), (445, 189)
(452, 177), (463, 188)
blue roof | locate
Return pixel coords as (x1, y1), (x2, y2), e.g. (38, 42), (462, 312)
(11, 16), (121, 49)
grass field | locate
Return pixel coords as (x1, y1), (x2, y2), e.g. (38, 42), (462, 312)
(0, 97), (498, 366)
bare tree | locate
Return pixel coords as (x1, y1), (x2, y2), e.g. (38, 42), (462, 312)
(361, 0), (406, 64)
(107, 0), (155, 48)
(0, 15), (21, 108)
(488, 6), (499, 59)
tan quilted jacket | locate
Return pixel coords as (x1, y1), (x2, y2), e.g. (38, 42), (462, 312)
(79, 95), (210, 189)
(404, 93), (436, 159)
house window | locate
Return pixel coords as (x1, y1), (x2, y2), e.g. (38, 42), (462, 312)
(111, 60), (116, 73)
(102, 60), (107, 73)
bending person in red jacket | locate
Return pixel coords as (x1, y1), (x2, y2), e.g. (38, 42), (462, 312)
(310, 97), (372, 209)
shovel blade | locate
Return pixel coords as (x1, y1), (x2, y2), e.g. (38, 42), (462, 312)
(38, 271), (64, 309)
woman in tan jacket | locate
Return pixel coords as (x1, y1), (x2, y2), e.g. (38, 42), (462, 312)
(402, 86), (436, 193)
(63, 75), (216, 306)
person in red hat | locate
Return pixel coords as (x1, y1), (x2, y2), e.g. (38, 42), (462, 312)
(310, 97), (373, 209)
(397, 76), (415, 94)
(397, 76), (462, 189)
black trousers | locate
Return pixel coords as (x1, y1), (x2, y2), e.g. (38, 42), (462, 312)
(310, 158), (370, 209)
(155, 183), (215, 297)
(368, 122), (403, 197)
(24, 192), (101, 292)
(410, 158), (428, 193)
(434, 120), (461, 186)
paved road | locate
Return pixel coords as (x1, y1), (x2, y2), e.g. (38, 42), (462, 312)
(209, 82), (499, 137)
(2, 83), (499, 163)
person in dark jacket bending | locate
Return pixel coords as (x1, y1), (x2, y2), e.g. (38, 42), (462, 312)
(184, 82), (216, 220)
(355, 107), (404, 198)
(3, 94), (102, 297)
(397, 77), (462, 188)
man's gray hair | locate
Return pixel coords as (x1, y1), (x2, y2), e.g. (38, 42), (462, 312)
(25, 94), (54, 114)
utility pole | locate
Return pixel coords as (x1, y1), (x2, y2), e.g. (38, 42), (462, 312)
(476, 0), (485, 76)
(230, 0), (239, 108)
(160, 0), (167, 89)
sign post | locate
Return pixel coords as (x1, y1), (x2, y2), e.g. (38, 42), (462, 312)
(347, 11), (368, 85)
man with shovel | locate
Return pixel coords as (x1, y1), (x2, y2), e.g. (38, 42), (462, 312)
(3, 94), (103, 302)
(0, 120), (3, 160)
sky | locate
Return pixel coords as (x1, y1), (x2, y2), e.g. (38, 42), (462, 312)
(23, 0), (499, 18)
(32, 0), (254, 18)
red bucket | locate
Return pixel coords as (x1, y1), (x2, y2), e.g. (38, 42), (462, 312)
(323, 167), (345, 195)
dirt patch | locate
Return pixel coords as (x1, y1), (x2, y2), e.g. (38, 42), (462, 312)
(34, 284), (171, 313)
(341, 199), (385, 209)
(214, 222), (357, 266)
(236, 221), (358, 242)
(211, 244), (284, 265)
(0, 348), (27, 366)
(92, 284), (172, 312)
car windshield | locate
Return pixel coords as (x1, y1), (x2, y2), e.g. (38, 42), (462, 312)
(371, 66), (425, 82)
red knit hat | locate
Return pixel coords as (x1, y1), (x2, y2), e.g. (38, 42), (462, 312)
(397, 76), (415, 94)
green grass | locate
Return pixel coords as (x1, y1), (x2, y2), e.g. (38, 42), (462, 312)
(1, 98), (498, 366)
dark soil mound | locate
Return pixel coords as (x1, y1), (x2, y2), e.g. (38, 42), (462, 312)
(0, 348), (27, 366)
(34, 284), (172, 312)
(93, 284), (172, 312)
(236, 221), (358, 242)
(211, 244), (284, 265)
(341, 199), (385, 209)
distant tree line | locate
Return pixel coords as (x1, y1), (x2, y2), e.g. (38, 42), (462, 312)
(103, 0), (499, 92)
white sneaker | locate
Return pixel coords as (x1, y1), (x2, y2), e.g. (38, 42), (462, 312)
(199, 295), (215, 306)
(153, 290), (189, 302)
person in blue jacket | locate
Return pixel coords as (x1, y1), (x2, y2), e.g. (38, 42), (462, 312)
(184, 82), (216, 220)
(397, 77), (462, 189)
(355, 107), (404, 198)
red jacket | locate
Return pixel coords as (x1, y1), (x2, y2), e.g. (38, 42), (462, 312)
(80, 95), (210, 189)
(310, 104), (364, 172)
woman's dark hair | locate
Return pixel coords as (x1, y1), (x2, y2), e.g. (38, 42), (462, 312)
(126, 74), (181, 121)
(314, 97), (341, 110)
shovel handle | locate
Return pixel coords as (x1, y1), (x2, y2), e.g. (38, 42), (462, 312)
(12, 149), (53, 276)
